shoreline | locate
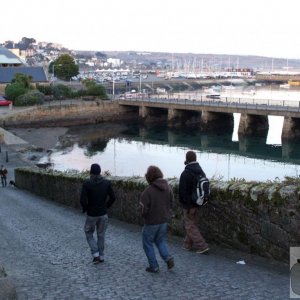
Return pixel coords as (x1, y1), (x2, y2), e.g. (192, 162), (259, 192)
(7, 127), (69, 165)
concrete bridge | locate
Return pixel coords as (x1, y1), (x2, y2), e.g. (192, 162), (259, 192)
(118, 96), (300, 142)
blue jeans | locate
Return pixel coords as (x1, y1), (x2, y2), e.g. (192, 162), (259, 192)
(84, 215), (108, 259)
(142, 223), (172, 269)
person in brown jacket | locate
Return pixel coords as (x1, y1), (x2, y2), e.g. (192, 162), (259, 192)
(140, 165), (174, 273)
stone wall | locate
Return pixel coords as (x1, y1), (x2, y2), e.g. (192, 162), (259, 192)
(14, 168), (300, 262)
(0, 100), (134, 127)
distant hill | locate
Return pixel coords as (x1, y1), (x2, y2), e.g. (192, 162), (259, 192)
(75, 50), (300, 71)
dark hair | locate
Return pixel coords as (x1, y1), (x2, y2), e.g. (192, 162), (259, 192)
(145, 165), (163, 184)
(90, 163), (101, 175)
(185, 150), (197, 164)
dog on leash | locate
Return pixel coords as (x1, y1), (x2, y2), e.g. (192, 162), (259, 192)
(9, 180), (16, 187)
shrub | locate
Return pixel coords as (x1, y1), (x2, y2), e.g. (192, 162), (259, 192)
(36, 84), (53, 96)
(5, 83), (27, 101)
(14, 90), (45, 106)
(52, 84), (72, 100)
(87, 84), (108, 99)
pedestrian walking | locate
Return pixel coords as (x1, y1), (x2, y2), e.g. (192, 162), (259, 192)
(0, 165), (8, 187)
(179, 151), (209, 254)
(140, 165), (174, 273)
(80, 163), (116, 264)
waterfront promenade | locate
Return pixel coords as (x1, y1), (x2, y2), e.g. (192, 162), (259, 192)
(0, 143), (290, 299)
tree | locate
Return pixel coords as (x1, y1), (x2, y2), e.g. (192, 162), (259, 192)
(51, 54), (79, 81)
(12, 73), (33, 89)
(16, 37), (36, 50)
(95, 52), (107, 59)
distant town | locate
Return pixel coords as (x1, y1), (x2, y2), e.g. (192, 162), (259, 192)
(2, 37), (300, 83)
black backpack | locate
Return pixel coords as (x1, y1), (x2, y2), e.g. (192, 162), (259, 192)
(191, 174), (210, 206)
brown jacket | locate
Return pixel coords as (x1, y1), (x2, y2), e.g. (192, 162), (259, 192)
(140, 178), (173, 225)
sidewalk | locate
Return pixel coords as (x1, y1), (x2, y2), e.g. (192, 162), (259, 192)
(0, 186), (289, 300)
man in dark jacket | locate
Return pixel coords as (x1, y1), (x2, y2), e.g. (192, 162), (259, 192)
(179, 151), (209, 254)
(1, 165), (8, 187)
(80, 163), (116, 264)
(140, 165), (174, 273)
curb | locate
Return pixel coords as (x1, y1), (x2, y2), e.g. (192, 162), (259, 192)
(0, 264), (17, 300)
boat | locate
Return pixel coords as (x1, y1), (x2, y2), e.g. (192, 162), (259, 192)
(242, 89), (256, 95)
(279, 83), (290, 89)
(222, 84), (235, 90)
(206, 94), (220, 99)
(203, 85), (221, 94)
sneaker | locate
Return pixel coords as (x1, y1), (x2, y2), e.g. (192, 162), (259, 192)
(182, 246), (192, 251)
(93, 257), (104, 264)
(145, 267), (159, 273)
(166, 258), (174, 270)
(196, 247), (210, 254)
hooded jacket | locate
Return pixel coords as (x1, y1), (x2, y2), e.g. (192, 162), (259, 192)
(179, 161), (206, 209)
(80, 175), (116, 217)
(140, 178), (173, 225)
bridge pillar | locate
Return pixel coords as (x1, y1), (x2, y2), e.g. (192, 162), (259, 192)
(238, 114), (268, 138)
(282, 117), (300, 142)
(168, 108), (181, 121)
(200, 111), (233, 133)
(168, 109), (201, 127)
(139, 106), (149, 119)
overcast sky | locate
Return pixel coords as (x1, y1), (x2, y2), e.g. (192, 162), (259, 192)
(3, 0), (300, 59)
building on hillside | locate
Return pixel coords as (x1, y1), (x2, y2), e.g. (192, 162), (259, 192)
(107, 58), (122, 67)
(0, 46), (48, 93)
(0, 46), (24, 67)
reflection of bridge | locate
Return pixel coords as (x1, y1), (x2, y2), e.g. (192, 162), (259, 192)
(66, 123), (300, 165)
(131, 129), (300, 165)
(118, 97), (300, 142)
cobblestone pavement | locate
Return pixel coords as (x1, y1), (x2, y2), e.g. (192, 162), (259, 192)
(0, 186), (289, 300)
(0, 144), (290, 300)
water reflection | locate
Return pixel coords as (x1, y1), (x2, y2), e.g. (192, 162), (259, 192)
(41, 122), (300, 181)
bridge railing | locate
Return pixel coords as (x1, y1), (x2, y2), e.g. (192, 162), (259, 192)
(117, 94), (300, 112)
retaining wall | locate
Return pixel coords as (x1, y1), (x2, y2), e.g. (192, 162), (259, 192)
(0, 100), (133, 127)
(14, 168), (300, 262)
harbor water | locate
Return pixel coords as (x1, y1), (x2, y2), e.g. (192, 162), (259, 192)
(39, 86), (300, 181)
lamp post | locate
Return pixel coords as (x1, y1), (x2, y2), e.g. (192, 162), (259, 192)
(139, 71), (142, 94)
(52, 64), (62, 85)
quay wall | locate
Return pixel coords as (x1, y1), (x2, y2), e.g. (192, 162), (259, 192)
(0, 100), (134, 127)
(14, 168), (300, 262)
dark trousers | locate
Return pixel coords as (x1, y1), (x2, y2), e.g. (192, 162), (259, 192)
(1, 176), (6, 187)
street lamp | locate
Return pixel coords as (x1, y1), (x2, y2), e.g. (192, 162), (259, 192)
(52, 64), (62, 85)
(139, 71), (142, 93)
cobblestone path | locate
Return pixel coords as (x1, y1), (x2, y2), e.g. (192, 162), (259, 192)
(0, 186), (289, 300)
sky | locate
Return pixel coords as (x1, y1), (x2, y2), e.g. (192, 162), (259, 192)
(3, 0), (300, 59)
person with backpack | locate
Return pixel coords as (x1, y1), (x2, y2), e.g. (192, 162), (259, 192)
(140, 165), (174, 273)
(0, 165), (8, 187)
(80, 163), (116, 264)
(179, 151), (209, 254)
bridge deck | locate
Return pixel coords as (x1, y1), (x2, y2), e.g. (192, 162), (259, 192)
(118, 96), (300, 117)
